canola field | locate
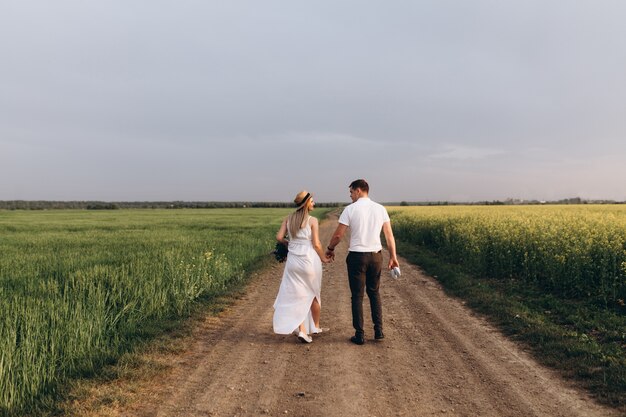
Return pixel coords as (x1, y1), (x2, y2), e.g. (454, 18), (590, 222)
(0, 208), (295, 414)
(390, 205), (626, 305)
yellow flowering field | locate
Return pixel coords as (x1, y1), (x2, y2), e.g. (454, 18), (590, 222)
(390, 205), (626, 305)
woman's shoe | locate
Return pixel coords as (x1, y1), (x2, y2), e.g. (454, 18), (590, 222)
(297, 331), (313, 343)
(312, 327), (330, 334)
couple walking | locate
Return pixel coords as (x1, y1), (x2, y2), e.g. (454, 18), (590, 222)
(272, 179), (399, 345)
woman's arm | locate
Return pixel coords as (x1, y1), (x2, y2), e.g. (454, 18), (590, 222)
(310, 217), (329, 263)
(276, 217), (289, 244)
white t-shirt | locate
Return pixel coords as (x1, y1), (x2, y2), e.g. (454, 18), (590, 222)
(338, 197), (390, 252)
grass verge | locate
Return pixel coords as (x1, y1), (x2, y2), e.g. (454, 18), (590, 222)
(37, 254), (275, 417)
(396, 239), (626, 412)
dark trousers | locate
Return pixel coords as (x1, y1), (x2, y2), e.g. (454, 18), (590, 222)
(346, 251), (383, 334)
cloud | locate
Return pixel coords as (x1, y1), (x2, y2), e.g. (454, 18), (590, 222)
(256, 131), (379, 146)
(428, 145), (506, 160)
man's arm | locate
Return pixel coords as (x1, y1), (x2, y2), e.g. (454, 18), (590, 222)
(382, 221), (399, 269)
(326, 223), (348, 258)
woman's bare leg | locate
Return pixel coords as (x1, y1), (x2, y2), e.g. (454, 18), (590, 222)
(311, 298), (321, 329)
(296, 298), (321, 334)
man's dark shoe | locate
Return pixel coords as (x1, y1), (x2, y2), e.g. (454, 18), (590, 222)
(350, 333), (365, 345)
(374, 329), (385, 340)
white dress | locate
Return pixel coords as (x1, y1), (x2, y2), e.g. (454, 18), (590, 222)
(273, 216), (322, 334)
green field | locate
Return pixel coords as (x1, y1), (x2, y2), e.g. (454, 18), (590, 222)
(0, 208), (329, 415)
(3, 205), (625, 412)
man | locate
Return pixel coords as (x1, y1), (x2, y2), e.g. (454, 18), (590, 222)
(326, 179), (399, 345)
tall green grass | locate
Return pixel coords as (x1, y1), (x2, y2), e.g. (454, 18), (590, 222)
(0, 208), (304, 415)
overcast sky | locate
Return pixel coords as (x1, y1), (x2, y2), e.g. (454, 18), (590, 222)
(1, 1), (625, 202)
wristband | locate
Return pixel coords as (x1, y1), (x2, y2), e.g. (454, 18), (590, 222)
(327, 246), (335, 251)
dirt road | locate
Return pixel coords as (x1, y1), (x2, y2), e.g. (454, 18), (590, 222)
(124, 214), (618, 417)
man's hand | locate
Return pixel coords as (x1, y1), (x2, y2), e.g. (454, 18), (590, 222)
(326, 224), (347, 262)
(388, 257), (399, 270)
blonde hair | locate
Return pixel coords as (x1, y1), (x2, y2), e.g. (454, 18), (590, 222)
(288, 190), (312, 237)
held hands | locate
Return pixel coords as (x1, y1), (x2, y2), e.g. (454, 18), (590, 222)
(319, 245), (334, 263)
(323, 252), (335, 263)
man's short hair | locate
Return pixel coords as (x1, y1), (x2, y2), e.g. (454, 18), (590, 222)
(349, 179), (369, 193)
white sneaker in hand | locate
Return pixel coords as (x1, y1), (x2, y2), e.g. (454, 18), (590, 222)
(390, 266), (401, 279)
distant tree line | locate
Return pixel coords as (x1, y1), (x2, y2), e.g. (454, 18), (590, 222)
(0, 201), (344, 210)
(1, 198), (623, 210)
(390, 197), (624, 206)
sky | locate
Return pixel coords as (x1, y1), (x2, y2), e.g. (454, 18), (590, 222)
(1, 1), (625, 203)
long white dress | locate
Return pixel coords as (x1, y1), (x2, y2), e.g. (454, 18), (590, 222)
(273, 216), (322, 335)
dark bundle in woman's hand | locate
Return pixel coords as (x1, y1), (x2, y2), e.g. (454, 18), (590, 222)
(273, 241), (288, 262)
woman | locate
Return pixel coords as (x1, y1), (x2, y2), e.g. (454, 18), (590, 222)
(273, 190), (330, 343)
